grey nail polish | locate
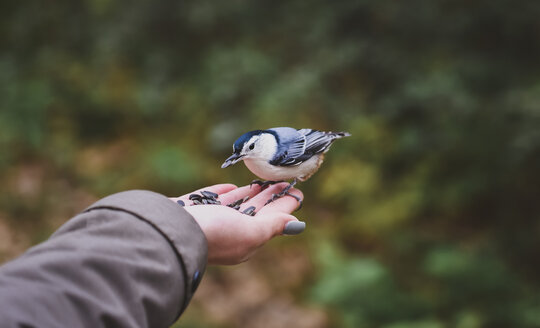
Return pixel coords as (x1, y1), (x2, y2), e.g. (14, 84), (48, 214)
(283, 221), (306, 235)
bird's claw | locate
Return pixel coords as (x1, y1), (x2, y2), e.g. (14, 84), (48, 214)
(250, 179), (283, 190)
(264, 191), (303, 211)
(264, 179), (302, 211)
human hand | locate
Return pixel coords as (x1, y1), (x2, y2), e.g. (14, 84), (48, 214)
(169, 183), (304, 265)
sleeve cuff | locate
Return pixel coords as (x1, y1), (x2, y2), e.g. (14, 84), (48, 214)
(83, 190), (208, 313)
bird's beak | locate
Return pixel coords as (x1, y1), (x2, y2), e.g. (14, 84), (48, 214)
(221, 153), (244, 168)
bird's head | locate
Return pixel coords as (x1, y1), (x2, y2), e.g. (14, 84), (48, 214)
(221, 130), (277, 168)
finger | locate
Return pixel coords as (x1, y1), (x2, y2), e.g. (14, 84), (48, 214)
(184, 183), (238, 197)
(256, 187), (304, 215)
(217, 184), (264, 206)
(239, 182), (290, 212)
(256, 212), (303, 239)
(175, 184), (238, 204)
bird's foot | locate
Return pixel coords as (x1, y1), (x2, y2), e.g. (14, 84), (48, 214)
(264, 179), (302, 211)
(250, 179), (284, 190)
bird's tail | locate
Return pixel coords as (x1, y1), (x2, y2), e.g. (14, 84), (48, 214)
(330, 131), (351, 139)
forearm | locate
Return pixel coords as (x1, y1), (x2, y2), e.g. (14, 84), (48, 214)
(0, 190), (207, 328)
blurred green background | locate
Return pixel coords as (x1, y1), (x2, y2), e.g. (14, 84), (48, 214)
(2, 0), (540, 327)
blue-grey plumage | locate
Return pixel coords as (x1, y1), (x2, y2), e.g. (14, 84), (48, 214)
(221, 127), (351, 182)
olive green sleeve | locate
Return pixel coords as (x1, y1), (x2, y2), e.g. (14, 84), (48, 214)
(0, 190), (207, 328)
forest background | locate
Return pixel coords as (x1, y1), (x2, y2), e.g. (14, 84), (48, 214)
(1, 1), (540, 327)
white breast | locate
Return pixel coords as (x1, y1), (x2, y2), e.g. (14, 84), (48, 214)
(243, 155), (323, 181)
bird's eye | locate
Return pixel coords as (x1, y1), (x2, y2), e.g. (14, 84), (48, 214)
(249, 143), (255, 150)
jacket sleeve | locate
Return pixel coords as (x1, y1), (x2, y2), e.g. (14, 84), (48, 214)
(0, 190), (207, 328)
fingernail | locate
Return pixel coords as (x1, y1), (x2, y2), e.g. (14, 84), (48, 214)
(283, 221), (306, 235)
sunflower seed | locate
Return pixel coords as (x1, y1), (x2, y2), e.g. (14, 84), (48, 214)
(242, 206), (256, 216)
(189, 194), (202, 201)
(228, 199), (242, 208)
(201, 190), (219, 199)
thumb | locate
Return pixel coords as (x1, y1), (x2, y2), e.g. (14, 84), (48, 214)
(263, 213), (306, 237)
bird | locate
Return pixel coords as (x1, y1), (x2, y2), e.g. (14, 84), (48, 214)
(221, 127), (351, 208)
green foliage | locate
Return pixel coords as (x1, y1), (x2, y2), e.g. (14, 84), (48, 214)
(2, 0), (540, 326)
(312, 243), (430, 327)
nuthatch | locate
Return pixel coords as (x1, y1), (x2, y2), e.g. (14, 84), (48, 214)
(222, 127), (351, 207)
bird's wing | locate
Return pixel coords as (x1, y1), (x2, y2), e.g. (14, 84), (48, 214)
(301, 129), (337, 156)
(269, 128), (336, 166)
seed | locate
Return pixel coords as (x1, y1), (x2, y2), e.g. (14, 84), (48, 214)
(201, 190), (218, 199)
(228, 198), (243, 208)
(242, 206), (256, 216)
(189, 194), (202, 201)
(192, 199), (203, 205)
(176, 200), (185, 206)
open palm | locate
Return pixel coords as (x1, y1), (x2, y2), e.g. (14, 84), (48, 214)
(170, 183), (304, 265)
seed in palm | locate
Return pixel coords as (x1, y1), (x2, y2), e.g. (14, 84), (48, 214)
(201, 190), (219, 199)
(242, 206), (256, 216)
